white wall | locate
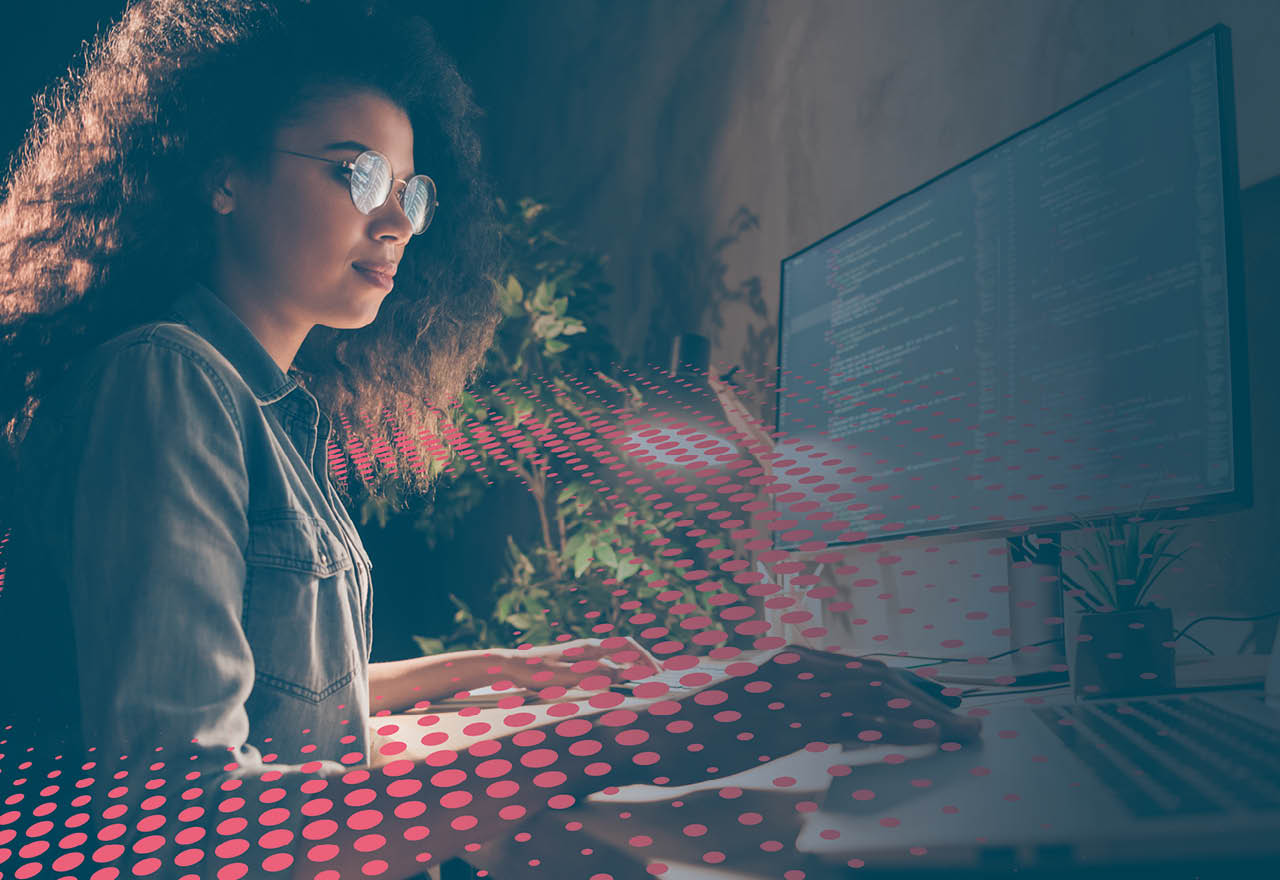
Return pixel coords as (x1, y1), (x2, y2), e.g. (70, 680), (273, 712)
(702, 0), (1280, 379)
(475, 0), (1280, 657)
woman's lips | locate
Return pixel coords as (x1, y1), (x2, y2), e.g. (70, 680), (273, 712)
(352, 263), (394, 291)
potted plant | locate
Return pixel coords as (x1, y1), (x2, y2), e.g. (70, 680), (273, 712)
(1057, 512), (1190, 698)
(398, 198), (743, 656)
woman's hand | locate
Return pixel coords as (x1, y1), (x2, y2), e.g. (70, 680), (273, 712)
(769, 645), (983, 745)
(487, 636), (661, 691)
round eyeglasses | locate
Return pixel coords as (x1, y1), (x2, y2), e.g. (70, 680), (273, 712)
(275, 148), (438, 235)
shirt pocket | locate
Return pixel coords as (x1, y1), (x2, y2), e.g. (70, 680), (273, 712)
(330, 499), (375, 652)
(243, 510), (362, 703)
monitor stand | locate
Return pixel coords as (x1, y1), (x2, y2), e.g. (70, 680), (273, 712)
(930, 536), (1069, 687)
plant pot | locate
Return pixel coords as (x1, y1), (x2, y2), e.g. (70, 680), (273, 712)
(1071, 606), (1175, 699)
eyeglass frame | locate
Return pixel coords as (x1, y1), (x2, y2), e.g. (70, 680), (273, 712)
(273, 148), (439, 234)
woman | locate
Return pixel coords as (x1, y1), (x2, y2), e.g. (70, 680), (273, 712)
(0, 2), (980, 878)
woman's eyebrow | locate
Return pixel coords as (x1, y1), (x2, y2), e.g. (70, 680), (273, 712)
(321, 140), (415, 176)
(322, 139), (372, 153)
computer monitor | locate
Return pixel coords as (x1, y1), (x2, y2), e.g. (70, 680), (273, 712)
(775, 25), (1250, 553)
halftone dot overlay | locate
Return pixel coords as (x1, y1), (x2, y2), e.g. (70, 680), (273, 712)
(0, 358), (1185, 877)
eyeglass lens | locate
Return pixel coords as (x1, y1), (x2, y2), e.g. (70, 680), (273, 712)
(349, 151), (435, 235)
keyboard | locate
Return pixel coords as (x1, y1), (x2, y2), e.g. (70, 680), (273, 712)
(1034, 696), (1280, 817)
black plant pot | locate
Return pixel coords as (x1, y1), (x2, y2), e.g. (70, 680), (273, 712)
(1072, 606), (1175, 699)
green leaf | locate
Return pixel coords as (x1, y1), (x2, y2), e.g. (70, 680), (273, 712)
(497, 276), (524, 317)
(552, 296), (569, 317)
(564, 528), (592, 558)
(495, 592), (516, 620)
(545, 339), (569, 354)
(1138, 546), (1191, 606)
(460, 390), (481, 417)
(448, 593), (475, 619)
(533, 280), (555, 311)
(557, 484), (580, 504)
(573, 542), (594, 578)
(532, 314), (564, 338)
(506, 613), (538, 630)
(1135, 528), (1165, 586)
(616, 559), (640, 580)
(1071, 544), (1113, 607)
(413, 635), (445, 656)
(520, 199), (546, 223)
(595, 542), (618, 567)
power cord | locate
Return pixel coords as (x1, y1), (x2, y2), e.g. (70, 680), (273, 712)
(857, 610), (1280, 667)
(854, 612), (1280, 698)
(1172, 609), (1280, 655)
(858, 637), (1061, 670)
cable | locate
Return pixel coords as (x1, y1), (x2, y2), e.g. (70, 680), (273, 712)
(854, 612), (1280, 697)
(1173, 610), (1280, 647)
(985, 637), (1060, 662)
(1180, 633), (1216, 655)
(856, 652), (959, 665)
(857, 637), (1061, 668)
(860, 612), (1280, 668)
(957, 683), (1070, 698)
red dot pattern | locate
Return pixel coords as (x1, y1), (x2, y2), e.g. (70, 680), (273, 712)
(5, 358), (1167, 876)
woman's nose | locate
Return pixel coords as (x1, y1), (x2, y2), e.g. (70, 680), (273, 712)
(372, 195), (414, 243)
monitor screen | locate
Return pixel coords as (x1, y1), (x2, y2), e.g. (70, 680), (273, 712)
(775, 26), (1249, 550)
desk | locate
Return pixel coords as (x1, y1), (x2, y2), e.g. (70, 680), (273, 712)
(367, 665), (986, 880)
(370, 694), (907, 880)
(371, 675), (1277, 879)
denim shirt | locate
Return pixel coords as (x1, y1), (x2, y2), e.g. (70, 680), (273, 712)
(5, 282), (374, 779)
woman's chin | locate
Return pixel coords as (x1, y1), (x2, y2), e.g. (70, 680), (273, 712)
(320, 301), (383, 331)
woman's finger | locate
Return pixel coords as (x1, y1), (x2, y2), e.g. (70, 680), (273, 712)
(556, 638), (601, 660)
(520, 661), (606, 690)
(834, 668), (982, 745)
(784, 645), (983, 742)
(879, 673), (984, 743)
(758, 646), (983, 745)
(572, 638), (660, 676)
(839, 713), (946, 746)
(612, 637), (661, 674)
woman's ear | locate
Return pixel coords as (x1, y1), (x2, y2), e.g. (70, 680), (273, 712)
(205, 157), (237, 215)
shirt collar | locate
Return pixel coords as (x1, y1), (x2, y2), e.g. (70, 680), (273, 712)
(165, 283), (299, 405)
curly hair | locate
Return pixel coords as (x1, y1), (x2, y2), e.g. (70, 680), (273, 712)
(0, 0), (500, 508)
